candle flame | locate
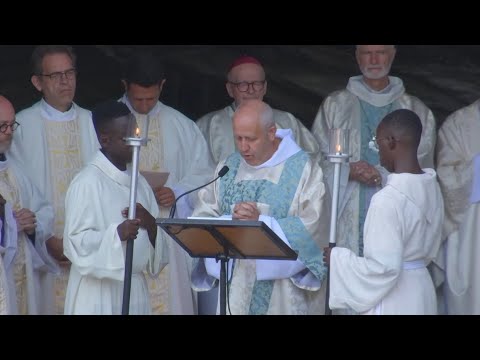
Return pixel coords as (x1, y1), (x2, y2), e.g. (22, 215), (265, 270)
(336, 144), (342, 153)
(135, 127), (140, 137)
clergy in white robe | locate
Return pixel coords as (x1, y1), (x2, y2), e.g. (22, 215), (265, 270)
(435, 100), (480, 314)
(0, 95), (57, 315)
(0, 160), (57, 315)
(196, 55), (320, 314)
(8, 100), (99, 315)
(191, 100), (330, 315)
(311, 46), (436, 259)
(197, 55), (320, 165)
(328, 169), (443, 315)
(120, 52), (215, 315)
(7, 46), (100, 314)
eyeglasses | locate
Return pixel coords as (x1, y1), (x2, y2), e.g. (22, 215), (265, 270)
(369, 135), (392, 153)
(0, 121), (20, 134)
(229, 80), (265, 92)
(39, 68), (76, 82)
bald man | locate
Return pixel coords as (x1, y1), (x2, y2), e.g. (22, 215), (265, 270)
(191, 99), (331, 315)
(197, 55), (320, 165)
(0, 96), (56, 314)
(323, 109), (444, 315)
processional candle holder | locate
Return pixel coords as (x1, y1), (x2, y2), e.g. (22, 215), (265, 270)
(122, 114), (150, 315)
(325, 128), (350, 315)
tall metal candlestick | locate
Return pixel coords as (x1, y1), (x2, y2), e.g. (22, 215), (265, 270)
(325, 128), (350, 315)
(122, 115), (150, 315)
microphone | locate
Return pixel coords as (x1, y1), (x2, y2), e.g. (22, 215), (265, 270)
(169, 165), (229, 218)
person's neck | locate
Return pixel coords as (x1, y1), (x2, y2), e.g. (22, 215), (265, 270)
(46, 100), (73, 113)
(101, 149), (127, 171)
(394, 154), (423, 175)
(363, 76), (390, 92)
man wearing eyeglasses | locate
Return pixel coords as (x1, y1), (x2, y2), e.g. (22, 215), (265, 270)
(196, 56), (320, 166)
(7, 45), (100, 315)
(0, 95), (58, 314)
(310, 46), (437, 314)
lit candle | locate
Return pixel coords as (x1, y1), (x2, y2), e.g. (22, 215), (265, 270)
(135, 127), (140, 138)
(336, 144), (342, 155)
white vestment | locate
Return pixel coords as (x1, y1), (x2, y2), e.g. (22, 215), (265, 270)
(311, 77), (437, 256)
(197, 104), (320, 164)
(329, 169), (444, 315)
(121, 95), (215, 315)
(63, 151), (168, 315)
(435, 99), (480, 314)
(0, 159), (56, 314)
(191, 130), (331, 315)
(7, 99), (100, 314)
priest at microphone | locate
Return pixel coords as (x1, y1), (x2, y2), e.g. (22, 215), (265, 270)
(191, 99), (331, 315)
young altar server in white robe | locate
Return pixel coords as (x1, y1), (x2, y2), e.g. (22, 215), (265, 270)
(191, 99), (331, 315)
(324, 109), (444, 315)
(63, 100), (168, 315)
(0, 95), (57, 314)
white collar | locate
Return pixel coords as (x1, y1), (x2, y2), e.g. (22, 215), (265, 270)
(246, 129), (301, 170)
(347, 75), (405, 107)
(40, 98), (77, 122)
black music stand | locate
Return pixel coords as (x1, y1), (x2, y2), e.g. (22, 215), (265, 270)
(156, 218), (298, 315)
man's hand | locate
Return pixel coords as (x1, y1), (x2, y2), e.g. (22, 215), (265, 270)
(122, 203), (157, 247)
(153, 186), (175, 208)
(46, 236), (70, 266)
(233, 202), (260, 221)
(117, 219), (141, 242)
(349, 161), (382, 186)
(14, 208), (36, 235)
(323, 247), (332, 266)
(122, 203), (155, 230)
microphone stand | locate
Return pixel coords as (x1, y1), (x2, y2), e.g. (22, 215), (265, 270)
(169, 166), (229, 219)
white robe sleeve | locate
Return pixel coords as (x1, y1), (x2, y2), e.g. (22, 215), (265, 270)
(63, 179), (125, 281)
(329, 193), (403, 313)
(13, 164), (57, 273)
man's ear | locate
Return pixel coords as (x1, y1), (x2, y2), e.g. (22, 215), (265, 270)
(267, 124), (277, 140)
(226, 82), (235, 98)
(158, 79), (166, 96)
(388, 136), (397, 151)
(121, 79), (128, 93)
(31, 75), (42, 92)
(98, 132), (109, 148)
